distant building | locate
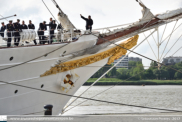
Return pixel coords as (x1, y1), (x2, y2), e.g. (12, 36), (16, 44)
(113, 55), (142, 69)
(113, 55), (129, 69)
(128, 57), (142, 62)
(162, 56), (182, 65)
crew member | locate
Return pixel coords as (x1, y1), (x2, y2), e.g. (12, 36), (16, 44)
(38, 21), (47, 44)
(49, 20), (57, 44)
(21, 21), (28, 29)
(6, 20), (14, 47)
(80, 14), (93, 32)
(13, 19), (22, 46)
(0, 22), (6, 37)
(28, 20), (37, 45)
(57, 23), (63, 30)
(48, 18), (53, 29)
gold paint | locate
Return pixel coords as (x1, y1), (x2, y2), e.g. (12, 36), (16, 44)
(40, 35), (139, 77)
(61, 87), (65, 91)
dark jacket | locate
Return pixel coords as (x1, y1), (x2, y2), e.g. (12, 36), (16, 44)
(46, 21), (53, 29)
(13, 22), (22, 32)
(57, 24), (63, 30)
(6, 24), (14, 32)
(0, 25), (6, 32)
(39, 23), (47, 31)
(81, 16), (93, 27)
(21, 24), (28, 29)
(0, 25), (6, 37)
(52, 23), (57, 30)
(28, 24), (35, 29)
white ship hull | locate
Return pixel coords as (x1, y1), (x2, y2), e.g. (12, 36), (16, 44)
(0, 33), (116, 115)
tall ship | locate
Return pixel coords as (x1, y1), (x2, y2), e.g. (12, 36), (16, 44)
(0, 0), (182, 115)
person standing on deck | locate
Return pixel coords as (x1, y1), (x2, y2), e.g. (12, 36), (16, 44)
(28, 20), (37, 45)
(48, 18), (53, 29)
(80, 14), (93, 32)
(0, 22), (6, 37)
(49, 20), (57, 44)
(38, 21), (47, 44)
(21, 21), (28, 29)
(13, 19), (22, 46)
(6, 20), (14, 47)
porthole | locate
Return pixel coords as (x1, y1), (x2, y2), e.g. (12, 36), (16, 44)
(14, 90), (18, 94)
(10, 57), (13, 61)
(44, 54), (48, 57)
(41, 84), (44, 88)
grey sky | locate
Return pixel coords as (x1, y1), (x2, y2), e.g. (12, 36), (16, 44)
(1, 0), (182, 67)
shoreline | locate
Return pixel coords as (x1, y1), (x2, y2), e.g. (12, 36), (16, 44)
(83, 78), (182, 86)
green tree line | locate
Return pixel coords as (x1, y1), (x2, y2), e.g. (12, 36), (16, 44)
(91, 61), (182, 80)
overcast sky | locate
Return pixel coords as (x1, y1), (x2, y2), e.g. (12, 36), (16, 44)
(1, 0), (182, 67)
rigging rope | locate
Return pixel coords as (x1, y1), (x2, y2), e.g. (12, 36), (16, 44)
(62, 31), (182, 114)
(62, 30), (156, 111)
(0, 79), (181, 114)
(42, 0), (60, 25)
(62, 66), (150, 114)
(160, 20), (178, 61)
(143, 33), (157, 60)
(160, 23), (168, 43)
(172, 46), (182, 56)
(62, 18), (182, 112)
(163, 33), (182, 58)
(0, 31), (182, 115)
(0, 11), (182, 115)
(160, 22), (182, 44)
(0, 43), (70, 72)
(92, 34), (182, 74)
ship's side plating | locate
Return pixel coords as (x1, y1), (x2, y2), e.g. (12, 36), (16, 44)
(0, 35), (104, 115)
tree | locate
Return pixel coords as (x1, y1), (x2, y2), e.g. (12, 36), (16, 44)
(153, 69), (160, 79)
(149, 61), (158, 70)
(107, 64), (116, 78)
(116, 68), (129, 79)
(128, 61), (137, 69)
(130, 62), (144, 80)
(174, 69), (182, 79)
(160, 69), (169, 80)
(144, 68), (155, 79)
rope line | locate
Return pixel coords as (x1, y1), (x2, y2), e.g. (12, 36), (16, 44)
(160, 23), (168, 44)
(62, 66), (149, 114)
(93, 34), (182, 75)
(160, 20), (178, 61)
(172, 46), (182, 56)
(42, 0), (60, 25)
(0, 43), (70, 72)
(143, 33), (157, 60)
(163, 33), (182, 58)
(160, 21), (182, 44)
(62, 30), (156, 111)
(0, 80), (181, 114)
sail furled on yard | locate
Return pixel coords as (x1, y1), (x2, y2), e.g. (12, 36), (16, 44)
(139, 2), (154, 22)
(52, 0), (76, 30)
(58, 12), (76, 30)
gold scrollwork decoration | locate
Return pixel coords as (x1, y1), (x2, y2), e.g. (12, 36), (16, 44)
(40, 35), (139, 77)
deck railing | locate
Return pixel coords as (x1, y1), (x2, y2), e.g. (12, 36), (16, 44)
(0, 29), (81, 48)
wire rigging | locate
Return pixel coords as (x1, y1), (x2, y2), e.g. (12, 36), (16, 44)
(160, 20), (178, 61)
(92, 33), (182, 74)
(42, 0), (60, 25)
(0, 79), (181, 114)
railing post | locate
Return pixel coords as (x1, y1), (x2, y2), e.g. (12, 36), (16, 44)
(49, 29), (51, 44)
(44, 104), (53, 115)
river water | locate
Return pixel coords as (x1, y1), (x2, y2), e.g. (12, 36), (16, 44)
(63, 85), (182, 115)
